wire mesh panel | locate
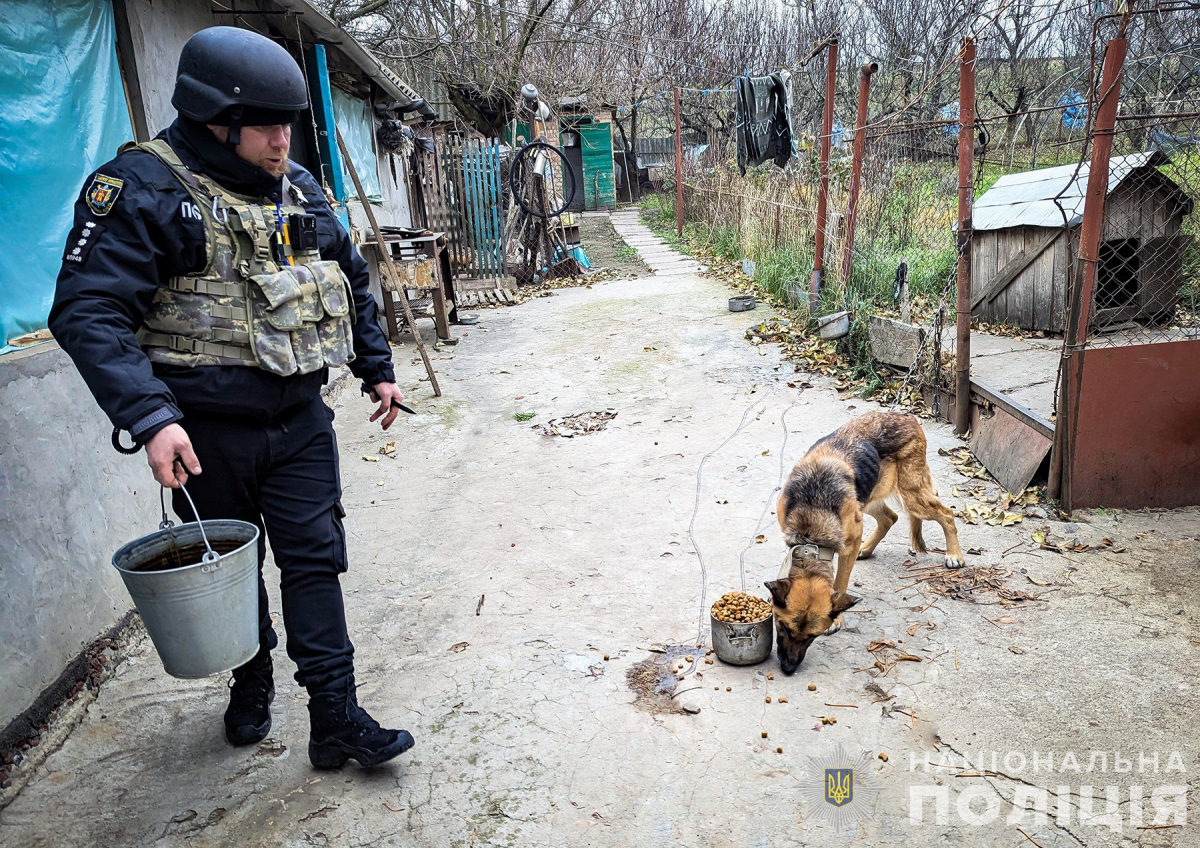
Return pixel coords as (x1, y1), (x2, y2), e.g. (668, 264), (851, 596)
(1082, 57), (1200, 347)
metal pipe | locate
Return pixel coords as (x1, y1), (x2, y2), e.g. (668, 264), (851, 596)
(674, 87), (683, 238)
(1051, 36), (1128, 507)
(810, 37), (838, 312)
(954, 38), (975, 436)
(840, 61), (879, 283)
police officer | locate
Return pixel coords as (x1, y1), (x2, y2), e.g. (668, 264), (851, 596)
(49, 27), (413, 768)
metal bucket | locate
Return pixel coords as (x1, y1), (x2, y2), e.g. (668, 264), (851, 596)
(112, 487), (260, 679)
(711, 613), (774, 665)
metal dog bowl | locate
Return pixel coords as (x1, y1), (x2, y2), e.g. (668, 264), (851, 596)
(817, 310), (852, 340)
(711, 613), (774, 665)
(729, 294), (757, 312)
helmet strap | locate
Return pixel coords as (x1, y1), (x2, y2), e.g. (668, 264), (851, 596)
(226, 107), (243, 146)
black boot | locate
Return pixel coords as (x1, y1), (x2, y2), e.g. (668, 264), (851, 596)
(307, 677), (414, 768)
(224, 651), (275, 746)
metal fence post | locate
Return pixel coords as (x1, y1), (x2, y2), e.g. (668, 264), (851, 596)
(954, 37), (976, 436)
(841, 62), (878, 282)
(810, 36), (838, 312)
(1050, 33), (1128, 506)
(674, 87), (683, 238)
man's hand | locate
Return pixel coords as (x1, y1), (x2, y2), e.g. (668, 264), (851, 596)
(146, 423), (201, 488)
(369, 382), (404, 431)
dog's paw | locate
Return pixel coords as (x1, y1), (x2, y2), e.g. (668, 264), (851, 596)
(944, 554), (965, 569)
(857, 549), (876, 560)
(824, 615), (843, 635)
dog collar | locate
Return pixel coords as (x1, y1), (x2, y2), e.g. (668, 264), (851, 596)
(790, 542), (836, 562)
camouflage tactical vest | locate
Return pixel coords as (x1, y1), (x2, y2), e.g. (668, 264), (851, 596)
(130, 139), (355, 376)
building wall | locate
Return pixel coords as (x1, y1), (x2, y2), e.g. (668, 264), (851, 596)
(346, 147), (414, 233)
(123, 0), (215, 134)
(970, 226), (1070, 332)
(0, 345), (158, 728)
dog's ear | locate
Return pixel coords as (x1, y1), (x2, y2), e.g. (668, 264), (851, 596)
(764, 578), (793, 608)
(830, 591), (861, 615)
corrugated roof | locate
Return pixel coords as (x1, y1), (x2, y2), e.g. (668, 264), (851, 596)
(973, 151), (1168, 231)
(273, 0), (423, 108)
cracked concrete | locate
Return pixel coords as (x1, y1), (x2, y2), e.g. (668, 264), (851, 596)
(2, 215), (1198, 846)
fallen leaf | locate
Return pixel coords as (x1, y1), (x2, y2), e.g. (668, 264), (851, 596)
(361, 455), (380, 463)
(755, 534), (766, 543)
(1009, 646), (1027, 655)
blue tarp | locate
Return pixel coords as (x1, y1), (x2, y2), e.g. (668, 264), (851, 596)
(331, 87), (382, 202)
(0, 0), (133, 352)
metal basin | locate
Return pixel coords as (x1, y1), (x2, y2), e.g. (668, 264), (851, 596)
(711, 613), (774, 665)
(729, 294), (757, 312)
(817, 309), (852, 340)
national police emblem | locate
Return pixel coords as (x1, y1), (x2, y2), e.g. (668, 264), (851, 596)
(799, 744), (880, 830)
(86, 174), (124, 216)
(826, 767), (854, 807)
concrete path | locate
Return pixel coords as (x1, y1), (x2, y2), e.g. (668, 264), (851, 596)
(3, 229), (1198, 846)
(944, 332), (1062, 423)
(610, 210), (705, 278)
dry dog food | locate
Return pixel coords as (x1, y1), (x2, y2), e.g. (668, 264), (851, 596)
(711, 592), (772, 623)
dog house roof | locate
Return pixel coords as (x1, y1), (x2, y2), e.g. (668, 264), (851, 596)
(973, 150), (1186, 231)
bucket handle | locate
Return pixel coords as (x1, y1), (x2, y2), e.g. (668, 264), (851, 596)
(159, 481), (220, 564)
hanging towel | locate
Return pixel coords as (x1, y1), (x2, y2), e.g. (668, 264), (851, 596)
(736, 72), (794, 175)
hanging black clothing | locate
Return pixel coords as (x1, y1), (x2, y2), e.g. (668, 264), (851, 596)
(736, 72), (794, 175)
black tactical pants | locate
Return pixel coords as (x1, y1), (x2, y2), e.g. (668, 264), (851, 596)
(171, 395), (354, 693)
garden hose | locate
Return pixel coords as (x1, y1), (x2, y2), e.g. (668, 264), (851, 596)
(509, 140), (577, 218)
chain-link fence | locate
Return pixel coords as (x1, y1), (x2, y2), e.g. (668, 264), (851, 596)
(1081, 37), (1200, 347)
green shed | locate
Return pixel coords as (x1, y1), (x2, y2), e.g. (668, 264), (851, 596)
(579, 123), (616, 211)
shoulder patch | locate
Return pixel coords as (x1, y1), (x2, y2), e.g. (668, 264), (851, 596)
(63, 220), (106, 266)
(85, 174), (124, 216)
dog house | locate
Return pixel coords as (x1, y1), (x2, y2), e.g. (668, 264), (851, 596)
(970, 151), (1192, 333)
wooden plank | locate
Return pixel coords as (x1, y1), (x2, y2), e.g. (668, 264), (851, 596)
(970, 228), (1059, 310)
(970, 379), (1055, 440)
(970, 404), (1054, 495)
(1032, 236), (1055, 330)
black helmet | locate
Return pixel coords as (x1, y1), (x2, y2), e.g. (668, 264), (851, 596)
(172, 27), (308, 126)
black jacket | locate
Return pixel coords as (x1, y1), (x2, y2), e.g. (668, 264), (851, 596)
(49, 118), (394, 442)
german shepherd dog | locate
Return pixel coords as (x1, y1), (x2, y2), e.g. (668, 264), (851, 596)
(766, 411), (963, 674)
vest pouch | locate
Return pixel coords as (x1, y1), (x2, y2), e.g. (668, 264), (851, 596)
(251, 267), (305, 328)
(310, 260), (353, 319)
(248, 288), (299, 376)
(316, 313), (354, 367)
(289, 325), (326, 374)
